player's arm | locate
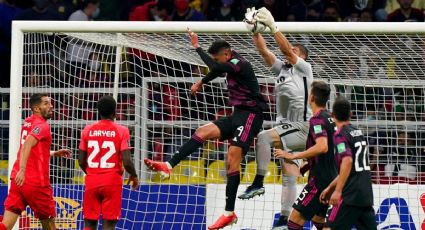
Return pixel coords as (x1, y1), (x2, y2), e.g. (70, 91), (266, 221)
(274, 137), (327, 160)
(191, 71), (223, 95)
(78, 150), (87, 174)
(123, 150), (137, 177)
(187, 28), (237, 74)
(195, 47), (237, 73)
(255, 7), (298, 65)
(252, 33), (276, 67)
(15, 135), (38, 186)
(329, 156), (352, 205)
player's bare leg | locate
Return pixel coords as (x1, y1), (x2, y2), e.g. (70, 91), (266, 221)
(208, 146), (243, 230)
(238, 129), (281, 200)
(144, 122), (221, 179)
(0, 210), (19, 230)
(39, 218), (56, 230)
(103, 220), (118, 230)
(84, 219), (98, 230)
(311, 215), (325, 230)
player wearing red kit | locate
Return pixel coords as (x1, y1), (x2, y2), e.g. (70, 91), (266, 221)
(78, 95), (138, 230)
(1, 94), (71, 230)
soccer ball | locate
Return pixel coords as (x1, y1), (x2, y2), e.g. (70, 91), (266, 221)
(243, 9), (267, 33)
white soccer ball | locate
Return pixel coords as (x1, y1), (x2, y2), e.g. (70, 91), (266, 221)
(243, 9), (267, 33)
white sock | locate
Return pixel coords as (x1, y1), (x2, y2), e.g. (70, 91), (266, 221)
(223, 211), (233, 216)
(166, 162), (172, 170)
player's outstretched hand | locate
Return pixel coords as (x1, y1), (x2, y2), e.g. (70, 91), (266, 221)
(329, 190), (341, 206)
(52, 149), (72, 158)
(273, 149), (294, 160)
(15, 169), (25, 187)
(127, 175), (139, 191)
(187, 28), (200, 49)
(191, 80), (203, 96)
(255, 7), (278, 33)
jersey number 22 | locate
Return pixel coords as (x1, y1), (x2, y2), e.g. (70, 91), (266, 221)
(87, 140), (116, 168)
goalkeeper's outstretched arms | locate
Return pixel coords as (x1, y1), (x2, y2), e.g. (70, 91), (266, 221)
(252, 33), (276, 67)
(255, 7), (298, 65)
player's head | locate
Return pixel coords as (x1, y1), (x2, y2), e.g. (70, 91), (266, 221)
(208, 39), (232, 63)
(332, 95), (351, 122)
(292, 43), (309, 60)
(97, 95), (116, 120)
(309, 80), (330, 107)
(30, 93), (53, 119)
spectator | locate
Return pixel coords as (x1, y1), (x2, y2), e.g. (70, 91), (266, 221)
(0, 0), (21, 88)
(322, 3), (341, 21)
(387, 0), (424, 22)
(129, 0), (172, 21)
(49, 0), (76, 20)
(78, 52), (111, 87)
(263, 0), (286, 21)
(385, 0), (425, 15)
(68, 0), (100, 21)
(209, 0), (240, 21)
(171, 0), (206, 21)
(15, 0), (62, 20)
(286, 0), (307, 21)
(359, 9), (373, 21)
(384, 131), (421, 180)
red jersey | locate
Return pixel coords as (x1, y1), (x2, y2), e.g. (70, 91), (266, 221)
(11, 114), (52, 187)
(79, 120), (130, 189)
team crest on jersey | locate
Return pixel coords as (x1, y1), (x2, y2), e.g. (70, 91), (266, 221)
(32, 126), (41, 135)
(337, 143), (346, 153)
(230, 58), (239, 65)
(313, 125), (322, 134)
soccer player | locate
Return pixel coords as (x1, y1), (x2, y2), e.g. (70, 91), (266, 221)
(320, 96), (377, 230)
(274, 81), (337, 230)
(238, 7), (313, 228)
(1, 93), (71, 230)
(144, 29), (267, 229)
(78, 95), (139, 230)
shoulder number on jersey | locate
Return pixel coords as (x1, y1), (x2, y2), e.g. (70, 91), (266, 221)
(87, 140), (116, 169)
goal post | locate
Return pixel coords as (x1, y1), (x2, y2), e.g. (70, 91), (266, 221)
(8, 21), (425, 229)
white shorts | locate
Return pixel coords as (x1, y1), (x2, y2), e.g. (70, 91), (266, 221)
(274, 121), (309, 152)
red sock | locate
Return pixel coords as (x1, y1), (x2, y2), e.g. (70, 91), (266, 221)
(84, 228), (92, 230)
(287, 220), (303, 230)
(0, 222), (7, 230)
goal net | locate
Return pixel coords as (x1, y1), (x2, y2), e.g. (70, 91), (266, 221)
(8, 21), (425, 229)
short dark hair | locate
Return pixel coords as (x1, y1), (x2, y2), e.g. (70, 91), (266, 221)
(311, 80), (330, 107)
(97, 95), (116, 118)
(30, 93), (49, 110)
(332, 96), (351, 122)
(207, 39), (231, 54)
(294, 43), (309, 60)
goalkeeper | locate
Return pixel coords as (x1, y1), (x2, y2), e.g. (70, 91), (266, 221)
(144, 29), (268, 229)
(238, 7), (313, 229)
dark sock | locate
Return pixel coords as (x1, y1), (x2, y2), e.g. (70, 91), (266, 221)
(313, 221), (325, 230)
(252, 174), (264, 187)
(168, 134), (205, 167)
(225, 171), (240, 211)
(276, 215), (288, 226)
(287, 220), (303, 230)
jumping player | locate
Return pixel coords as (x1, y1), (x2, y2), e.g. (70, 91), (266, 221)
(144, 28), (267, 229)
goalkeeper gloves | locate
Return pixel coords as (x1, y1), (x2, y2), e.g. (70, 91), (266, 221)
(255, 7), (279, 34)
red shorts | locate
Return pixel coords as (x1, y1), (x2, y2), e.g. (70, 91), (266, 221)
(83, 185), (122, 220)
(4, 181), (55, 220)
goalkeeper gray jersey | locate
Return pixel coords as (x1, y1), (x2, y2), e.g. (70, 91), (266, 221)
(271, 57), (313, 123)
